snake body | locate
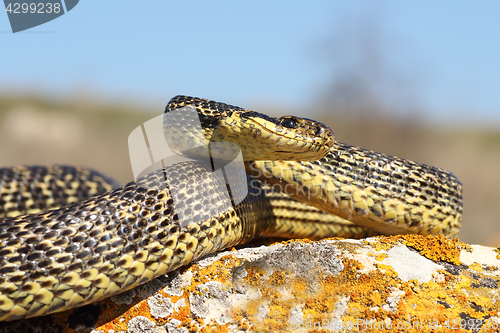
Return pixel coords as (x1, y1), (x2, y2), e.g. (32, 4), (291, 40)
(0, 96), (462, 321)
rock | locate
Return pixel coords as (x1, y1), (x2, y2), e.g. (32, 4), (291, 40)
(1, 235), (499, 333)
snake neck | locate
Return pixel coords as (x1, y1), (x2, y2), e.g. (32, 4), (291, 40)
(246, 142), (462, 237)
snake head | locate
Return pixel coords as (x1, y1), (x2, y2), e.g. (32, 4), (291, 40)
(217, 112), (335, 161)
(164, 95), (335, 162)
(276, 115), (335, 148)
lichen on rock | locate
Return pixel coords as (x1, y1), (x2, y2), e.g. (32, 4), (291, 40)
(2, 235), (500, 333)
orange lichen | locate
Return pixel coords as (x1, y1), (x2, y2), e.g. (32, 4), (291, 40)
(494, 247), (500, 260)
(371, 239), (394, 252)
(268, 271), (288, 286)
(366, 235), (462, 266)
(232, 237), (499, 332)
(469, 262), (484, 271)
(244, 265), (267, 287)
(400, 234), (462, 265)
(92, 235), (500, 333)
(377, 263), (399, 278)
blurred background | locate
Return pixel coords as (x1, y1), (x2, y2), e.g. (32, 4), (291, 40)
(1, 1), (499, 245)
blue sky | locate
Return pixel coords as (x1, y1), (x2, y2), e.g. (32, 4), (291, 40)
(1, 1), (499, 125)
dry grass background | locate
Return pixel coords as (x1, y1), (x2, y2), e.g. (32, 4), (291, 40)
(1, 95), (499, 246)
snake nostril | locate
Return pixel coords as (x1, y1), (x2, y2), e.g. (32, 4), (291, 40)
(315, 126), (324, 136)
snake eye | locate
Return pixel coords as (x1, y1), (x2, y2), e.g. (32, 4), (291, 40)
(280, 118), (297, 129)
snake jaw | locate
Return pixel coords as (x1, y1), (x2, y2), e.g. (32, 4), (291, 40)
(222, 113), (334, 161)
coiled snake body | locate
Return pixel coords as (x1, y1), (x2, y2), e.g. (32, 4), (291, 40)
(0, 96), (462, 321)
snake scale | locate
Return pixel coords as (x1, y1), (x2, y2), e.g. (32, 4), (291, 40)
(0, 96), (462, 321)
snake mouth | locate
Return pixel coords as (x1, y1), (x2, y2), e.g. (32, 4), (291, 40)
(240, 115), (331, 147)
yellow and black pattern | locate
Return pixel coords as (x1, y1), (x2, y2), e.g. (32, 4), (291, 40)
(261, 186), (378, 239)
(249, 142), (462, 237)
(0, 95), (462, 321)
(0, 166), (119, 218)
(0, 163), (273, 321)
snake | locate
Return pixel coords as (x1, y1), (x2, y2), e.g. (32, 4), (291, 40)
(0, 96), (462, 321)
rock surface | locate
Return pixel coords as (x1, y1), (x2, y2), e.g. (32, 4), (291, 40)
(1, 235), (499, 333)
